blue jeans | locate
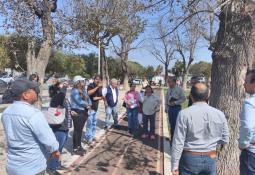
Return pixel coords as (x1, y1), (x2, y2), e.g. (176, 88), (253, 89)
(180, 153), (217, 175)
(168, 105), (181, 141)
(143, 113), (155, 135)
(85, 110), (97, 142)
(48, 130), (68, 170)
(127, 107), (138, 131)
(105, 106), (118, 127)
(240, 149), (255, 175)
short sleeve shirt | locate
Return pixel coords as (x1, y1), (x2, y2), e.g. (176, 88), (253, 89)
(87, 83), (102, 111)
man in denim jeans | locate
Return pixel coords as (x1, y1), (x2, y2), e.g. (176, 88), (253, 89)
(171, 83), (229, 175)
(239, 69), (255, 175)
(102, 78), (119, 129)
(84, 75), (103, 145)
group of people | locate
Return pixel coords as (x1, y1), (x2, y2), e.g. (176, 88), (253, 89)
(124, 83), (160, 139)
(1, 73), (162, 175)
(166, 72), (255, 175)
(3, 70), (255, 175)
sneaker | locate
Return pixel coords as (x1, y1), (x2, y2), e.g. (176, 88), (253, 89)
(141, 134), (148, 139)
(84, 138), (93, 145)
(73, 148), (85, 156)
(150, 135), (156, 140)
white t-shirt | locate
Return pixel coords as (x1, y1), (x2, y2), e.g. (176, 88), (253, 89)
(102, 86), (117, 103)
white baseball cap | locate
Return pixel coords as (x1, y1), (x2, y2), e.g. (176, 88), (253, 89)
(73, 75), (85, 84)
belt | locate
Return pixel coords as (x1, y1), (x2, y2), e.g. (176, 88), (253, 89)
(183, 150), (217, 157)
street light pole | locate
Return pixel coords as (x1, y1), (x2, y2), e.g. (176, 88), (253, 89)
(98, 39), (101, 75)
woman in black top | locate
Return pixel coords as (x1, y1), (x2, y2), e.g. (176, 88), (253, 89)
(47, 79), (73, 172)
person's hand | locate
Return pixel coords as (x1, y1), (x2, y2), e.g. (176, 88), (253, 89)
(172, 169), (179, 175)
(51, 151), (60, 159)
(71, 111), (78, 116)
(104, 103), (108, 108)
(97, 82), (103, 88)
(93, 96), (102, 101)
(165, 108), (168, 113)
(87, 106), (92, 111)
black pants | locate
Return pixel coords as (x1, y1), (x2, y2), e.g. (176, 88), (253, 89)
(72, 109), (88, 149)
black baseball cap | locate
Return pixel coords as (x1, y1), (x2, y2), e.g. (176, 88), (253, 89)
(10, 78), (40, 96)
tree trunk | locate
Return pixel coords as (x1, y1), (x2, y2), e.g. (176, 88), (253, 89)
(100, 47), (109, 86)
(121, 51), (129, 90)
(26, 0), (54, 85)
(210, 1), (255, 174)
(164, 63), (168, 86)
(182, 72), (188, 90)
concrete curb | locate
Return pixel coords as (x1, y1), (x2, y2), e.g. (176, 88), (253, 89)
(162, 89), (172, 175)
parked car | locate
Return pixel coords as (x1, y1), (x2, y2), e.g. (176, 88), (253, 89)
(0, 75), (14, 84)
(0, 79), (9, 94)
(132, 79), (142, 85)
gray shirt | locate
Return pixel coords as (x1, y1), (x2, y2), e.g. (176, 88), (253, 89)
(165, 86), (185, 108)
(171, 102), (229, 170)
(142, 94), (161, 115)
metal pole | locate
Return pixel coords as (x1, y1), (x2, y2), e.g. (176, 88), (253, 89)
(98, 40), (101, 75)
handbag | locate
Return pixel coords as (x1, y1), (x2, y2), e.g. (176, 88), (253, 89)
(42, 107), (66, 125)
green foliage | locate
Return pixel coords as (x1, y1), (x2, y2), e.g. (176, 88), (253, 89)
(128, 61), (145, 79)
(154, 65), (163, 76)
(171, 60), (184, 77)
(47, 51), (86, 78)
(0, 45), (10, 71)
(189, 61), (212, 79)
(0, 35), (41, 71)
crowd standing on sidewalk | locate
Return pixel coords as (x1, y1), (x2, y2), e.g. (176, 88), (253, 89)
(3, 71), (255, 175)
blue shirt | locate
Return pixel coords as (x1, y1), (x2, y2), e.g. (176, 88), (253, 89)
(1, 101), (59, 175)
(239, 94), (255, 153)
(70, 88), (92, 110)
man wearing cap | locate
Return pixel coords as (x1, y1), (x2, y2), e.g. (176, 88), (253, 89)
(1, 78), (60, 175)
(171, 83), (229, 175)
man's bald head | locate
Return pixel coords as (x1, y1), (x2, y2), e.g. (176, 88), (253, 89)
(190, 83), (209, 102)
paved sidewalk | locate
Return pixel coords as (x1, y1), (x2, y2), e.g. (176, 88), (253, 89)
(0, 89), (126, 175)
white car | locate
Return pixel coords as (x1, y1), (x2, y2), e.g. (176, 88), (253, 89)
(0, 75), (14, 84)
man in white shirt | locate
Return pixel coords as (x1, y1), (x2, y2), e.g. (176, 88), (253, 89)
(102, 78), (119, 129)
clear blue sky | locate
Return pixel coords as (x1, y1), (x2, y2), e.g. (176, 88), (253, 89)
(0, 0), (213, 70)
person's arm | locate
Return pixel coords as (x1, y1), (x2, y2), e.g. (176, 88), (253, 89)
(174, 88), (186, 105)
(219, 113), (229, 145)
(102, 87), (108, 106)
(28, 112), (59, 154)
(71, 89), (87, 108)
(239, 101), (255, 149)
(165, 89), (169, 113)
(171, 111), (187, 172)
(87, 83), (102, 96)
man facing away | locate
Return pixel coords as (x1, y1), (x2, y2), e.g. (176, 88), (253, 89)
(171, 83), (229, 175)
(102, 78), (119, 129)
(239, 69), (255, 175)
(1, 78), (60, 175)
